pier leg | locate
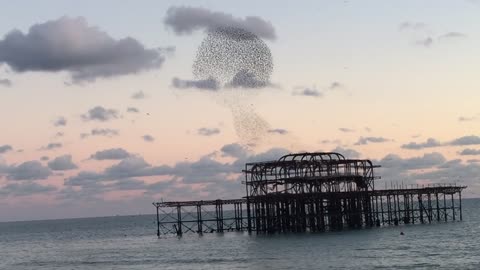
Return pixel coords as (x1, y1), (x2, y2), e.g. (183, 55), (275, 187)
(459, 191), (463, 221)
(451, 194), (455, 221)
(156, 205), (160, 237)
(197, 204), (203, 234)
(177, 205), (183, 236)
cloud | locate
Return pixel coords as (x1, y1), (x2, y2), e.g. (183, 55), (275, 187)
(439, 32), (467, 39)
(40, 156), (49, 161)
(0, 182), (56, 197)
(164, 6), (276, 40)
(401, 138), (441, 150)
(40, 143), (62, 151)
(267, 128), (288, 135)
(328, 82), (343, 90)
(415, 37), (433, 47)
(55, 132), (64, 137)
(459, 116), (476, 122)
(142, 135), (155, 142)
(126, 107), (139, 113)
(355, 136), (390, 145)
(4, 160), (52, 180)
(47, 155), (78, 171)
(53, 116), (67, 126)
(0, 78), (12, 87)
(0, 145), (13, 154)
(65, 145), (290, 188)
(450, 135), (480, 146)
(293, 87), (322, 97)
(399, 21), (427, 31)
(81, 106), (118, 122)
(172, 77), (219, 91)
(459, 148), (480, 156)
(197, 127), (220, 136)
(332, 146), (360, 159)
(220, 143), (249, 159)
(339, 128), (354, 133)
(82, 128), (119, 138)
(131, 90), (146, 99)
(379, 152), (446, 171)
(90, 148), (132, 160)
(0, 17), (166, 82)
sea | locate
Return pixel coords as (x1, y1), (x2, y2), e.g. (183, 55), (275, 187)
(1, 198), (480, 270)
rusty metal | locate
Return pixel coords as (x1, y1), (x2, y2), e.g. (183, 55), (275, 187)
(153, 152), (466, 236)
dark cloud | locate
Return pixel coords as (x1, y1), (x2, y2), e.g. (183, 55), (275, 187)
(459, 148), (480, 156)
(172, 77), (219, 91)
(0, 145), (13, 154)
(450, 135), (480, 146)
(339, 128), (354, 133)
(293, 87), (322, 97)
(90, 148), (132, 160)
(81, 106), (119, 122)
(40, 143), (62, 151)
(126, 107), (139, 113)
(0, 182), (56, 197)
(0, 17), (166, 82)
(142, 135), (155, 142)
(401, 138), (441, 150)
(0, 78), (12, 87)
(197, 127), (220, 136)
(267, 128), (288, 135)
(332, 146), (360, 159)
(354, 136), (390, 145)
(40, 156), (49, 161)
(53, 116), (67, 126)
(47, 155), (78, 171)
(4, 160), (52, 180)
(164, 6), (276, 40)
(131, 90), (146, 99)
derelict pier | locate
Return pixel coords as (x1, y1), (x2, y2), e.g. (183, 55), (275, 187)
(153, 152), (466, 236)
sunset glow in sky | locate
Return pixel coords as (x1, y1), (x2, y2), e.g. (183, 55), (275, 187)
(1, 0), (480, 221)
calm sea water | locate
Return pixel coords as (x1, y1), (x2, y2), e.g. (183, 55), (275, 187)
(1, 199), (480, 270)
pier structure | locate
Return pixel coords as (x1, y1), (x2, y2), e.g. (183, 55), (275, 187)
(153, 152), (466, 236)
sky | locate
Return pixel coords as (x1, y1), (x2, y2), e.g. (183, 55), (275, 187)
(0, 0), (479, 222)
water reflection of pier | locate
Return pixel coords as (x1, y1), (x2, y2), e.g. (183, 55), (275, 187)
(153, 152), (466, 236)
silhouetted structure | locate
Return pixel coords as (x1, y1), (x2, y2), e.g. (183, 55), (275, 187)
(153, 152), (466, 236)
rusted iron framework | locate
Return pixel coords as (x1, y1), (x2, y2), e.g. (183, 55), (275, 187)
(153, 152), (466, 236)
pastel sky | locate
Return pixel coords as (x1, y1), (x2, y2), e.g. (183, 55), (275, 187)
(1, 0), (479, 222)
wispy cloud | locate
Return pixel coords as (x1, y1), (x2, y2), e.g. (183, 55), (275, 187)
(197, 128), (220, 136)
(355, 136), (390, 145)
